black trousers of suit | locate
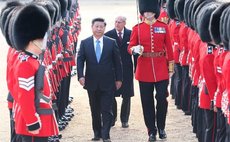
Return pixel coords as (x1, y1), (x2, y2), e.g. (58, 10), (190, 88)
(112, 96), (131, 123)
(139, 80), (169, 136)
(215, 108), (226, 142)
(20, 135), (48, 142)
(87, 89), (114, 139)
(174, 63), (182, 108)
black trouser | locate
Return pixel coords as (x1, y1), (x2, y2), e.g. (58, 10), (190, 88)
(59, 74), (71, 117)
(225, 120), (230, 142)
(139, 80), (169, 136)
(174, 63), (182, 108)
(203, 109), (216, 142)
(215, 108), (226, 142)
(181, 66), (191, 112)
(197, 108), (204, 142)
(191, 86), (199, 134)
(113, 97), (131, 123)
(170, 73), (175, 98)
(9, 109), (22, 142)
(20, 135), (48, 142)
(87, 89), (114, 139)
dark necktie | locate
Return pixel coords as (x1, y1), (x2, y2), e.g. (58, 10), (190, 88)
(95, 40), (101, 62)
(118, 32), (122, 45)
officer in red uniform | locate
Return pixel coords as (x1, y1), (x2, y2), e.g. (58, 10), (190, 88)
(158, 0), (169, 24)
(175, 0), (192, 115)
(222, 50), (230, 142)
(7, 4), (59, 142)
(196, 2), (220, 142)
(220, 6), (230, 142)
(166, 0), (177, 99)
(128, 0), (173, 141)
(0, 1), (23, 142)
(170, 0), (183, 110)
(209, 3), (230, 141)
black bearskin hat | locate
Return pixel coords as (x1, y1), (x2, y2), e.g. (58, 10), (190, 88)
(139, 0), (160, 18)
(175, 0), (185, 21)
(220, 7), (230, 49)
(193, 0), (212, 32)
(34, 0), (56, 26)
(209, 3), (230, 44)
(196, 2), (220, 42)
(183, 0), (193, 26)
(59, 0), (68, 18)
(51, 0), (61, 24)
(191, 0), (209, 30)
(187, 0), (195, 29)
(67, 0), (72, 11)
(226, 9), (230, 41)
(12, 4), (50, 50)
(0, 1), (23, 46)
(166, 0), (177, 19)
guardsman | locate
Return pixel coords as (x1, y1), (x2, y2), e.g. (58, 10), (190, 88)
(175, 0), (192, 115)
(10, 4), (59, 141)
(220, 6), (230, 142)
(1, 1), (23, 142)
(183, 0), (201, 140)
(158, 0), (169, 24)
(210, 3), (230, 142)
(169, 0), (183, 110)
(128, 0), (173, 141)
(196, 2), (220, 142)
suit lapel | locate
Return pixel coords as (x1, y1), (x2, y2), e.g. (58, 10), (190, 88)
(101, 36), (107, 61)
(89, 36), (98, 61)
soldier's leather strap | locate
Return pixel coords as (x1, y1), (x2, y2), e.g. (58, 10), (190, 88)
(142, 51), (166, 57)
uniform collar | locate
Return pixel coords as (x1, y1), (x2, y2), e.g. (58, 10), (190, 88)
(24, 50), (39, 59)
(144, 19), (156, 25)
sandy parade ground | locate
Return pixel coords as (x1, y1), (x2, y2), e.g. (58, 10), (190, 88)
(0, 0), (200, 141)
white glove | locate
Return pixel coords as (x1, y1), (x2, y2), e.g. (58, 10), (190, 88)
(131, 45), (144, 55)
(56, 53), (63, 60)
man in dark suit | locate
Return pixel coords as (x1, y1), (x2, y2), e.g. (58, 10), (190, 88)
(77, 17), (122, 142)
(105, 16), (134, 128)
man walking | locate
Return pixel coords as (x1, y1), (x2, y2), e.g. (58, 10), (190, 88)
(77, 17), (123, 142)
(105, 16), (134, 128)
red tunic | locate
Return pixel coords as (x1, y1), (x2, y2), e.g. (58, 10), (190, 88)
(178, 22), (189, 66)
(169, 20), (181, 63)
(199, 44), (217, 109)
(158, 8), (169, 24)
(222, 51), (230, 124)
(128, 20), (173, 82)
(214, 47), (226, 108)
(13, 53), (59, 137)
(190, 33), (201, 86)
(187, 29), (196, 77)
(6, 48), (19, 108)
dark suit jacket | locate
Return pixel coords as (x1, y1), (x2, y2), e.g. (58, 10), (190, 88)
(77, 35), (122, 91)
(105, 28), (134, 97)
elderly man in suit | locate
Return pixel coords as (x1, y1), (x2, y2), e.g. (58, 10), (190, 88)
(105, 16), (134, 128)
(77, 17), (123, 142)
